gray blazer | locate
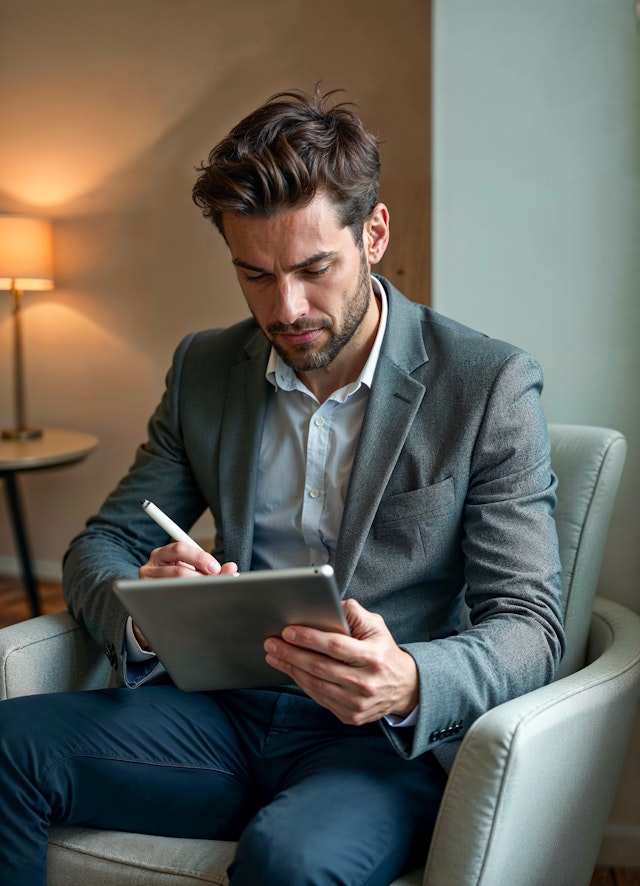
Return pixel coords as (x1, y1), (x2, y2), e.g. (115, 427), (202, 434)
(63, 277), (565, 762)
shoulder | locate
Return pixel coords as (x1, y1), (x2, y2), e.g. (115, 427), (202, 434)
(162, 318), (268, 401)
(378, 275), (539, 377)
(168, 317), (266, 375)
(176, 317), (263, 362)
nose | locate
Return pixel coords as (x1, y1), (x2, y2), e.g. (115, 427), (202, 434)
(272, 277), (308, 326)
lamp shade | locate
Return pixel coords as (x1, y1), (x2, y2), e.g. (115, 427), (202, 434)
(0, 214), (54, 291)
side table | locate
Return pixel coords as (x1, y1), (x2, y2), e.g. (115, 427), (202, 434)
(0, 428), (99, 617)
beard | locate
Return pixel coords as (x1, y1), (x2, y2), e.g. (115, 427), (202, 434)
(265, 249), (372, 374)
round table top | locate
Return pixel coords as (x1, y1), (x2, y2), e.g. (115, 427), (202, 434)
(0, 427), (99, 471)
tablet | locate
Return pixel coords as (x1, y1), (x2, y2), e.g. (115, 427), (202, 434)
(113, 564), (349, 691)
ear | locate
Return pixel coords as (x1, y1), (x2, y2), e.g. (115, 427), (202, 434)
(363, 203), (390, 265)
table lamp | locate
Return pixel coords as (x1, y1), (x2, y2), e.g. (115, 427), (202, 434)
(0, 214), (54, 440)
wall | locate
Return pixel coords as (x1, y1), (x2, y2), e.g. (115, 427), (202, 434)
(432, 0), (640, 867)
(0, 0), (429, 566)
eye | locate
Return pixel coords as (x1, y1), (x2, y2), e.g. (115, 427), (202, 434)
(303, 266), (329, 278)
(243, 272), (268, 284)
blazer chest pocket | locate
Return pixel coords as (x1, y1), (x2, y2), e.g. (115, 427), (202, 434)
(373, 477), (455, 537)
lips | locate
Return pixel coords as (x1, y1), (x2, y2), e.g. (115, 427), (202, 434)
(277, 328), (324, 346)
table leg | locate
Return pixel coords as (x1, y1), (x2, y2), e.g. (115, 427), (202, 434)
(1, 472), (41, 617)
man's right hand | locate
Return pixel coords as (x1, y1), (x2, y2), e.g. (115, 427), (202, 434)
(133, 542), (238, 650)
(138, 541), (238, 580)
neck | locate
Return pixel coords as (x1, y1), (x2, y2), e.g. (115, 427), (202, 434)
(298, 293), (382, 403)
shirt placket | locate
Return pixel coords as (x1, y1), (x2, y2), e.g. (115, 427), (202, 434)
(300, 402), (335, 566)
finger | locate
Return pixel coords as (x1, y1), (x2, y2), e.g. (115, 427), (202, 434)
(138, 561), (198, 580)
(143, 542), (223, 575)
(219, 561), (239, 575)
(342, 598), (387, 641)
(278, 624), (366, 666)
(264, 639), (369, 694)
(167, 542), (223, 574)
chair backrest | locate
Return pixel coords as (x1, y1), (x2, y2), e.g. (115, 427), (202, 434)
(548, 424), (626, 679)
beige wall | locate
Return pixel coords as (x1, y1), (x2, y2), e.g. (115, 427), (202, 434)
(0, 0), (430, 569)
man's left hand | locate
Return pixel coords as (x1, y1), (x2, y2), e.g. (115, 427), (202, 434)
(264, 598), (419, 726)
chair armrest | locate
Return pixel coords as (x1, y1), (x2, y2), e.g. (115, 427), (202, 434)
(0, 611), (111, 700)
(423, 596), (640, 886)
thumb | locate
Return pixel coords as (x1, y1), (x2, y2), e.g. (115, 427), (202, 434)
(342, 598), (385, 641)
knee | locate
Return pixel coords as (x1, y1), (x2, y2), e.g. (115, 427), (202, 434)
(0, 697), (34, 758)
(0, 695), (58, 778)
(0, 698), (51, 805)
(229, 814), (330, 886)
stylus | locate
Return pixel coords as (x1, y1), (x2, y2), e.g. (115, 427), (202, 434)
(140, 499), (204, 550)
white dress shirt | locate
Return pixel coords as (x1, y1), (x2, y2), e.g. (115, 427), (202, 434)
(251, 277), (388, 571)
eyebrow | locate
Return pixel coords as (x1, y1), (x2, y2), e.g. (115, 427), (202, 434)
(232, 251), (338, 274)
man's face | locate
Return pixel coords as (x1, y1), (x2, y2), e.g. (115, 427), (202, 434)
(222, 193), (388, 393)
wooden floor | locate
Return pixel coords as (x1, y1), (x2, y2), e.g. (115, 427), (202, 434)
(0, 574), (67, 629)
(591, 873), (640, 886)
(0, 574), (639, 884)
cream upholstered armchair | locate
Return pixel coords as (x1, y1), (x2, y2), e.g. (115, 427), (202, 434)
(1, 424), (639, 886)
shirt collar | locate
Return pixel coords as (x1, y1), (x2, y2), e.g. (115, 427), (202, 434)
(266, 276), (388, 399)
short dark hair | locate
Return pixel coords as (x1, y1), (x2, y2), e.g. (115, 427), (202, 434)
(192, 87), (380, 244)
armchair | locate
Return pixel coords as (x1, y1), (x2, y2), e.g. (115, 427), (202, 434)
(1, 424), (639, 885)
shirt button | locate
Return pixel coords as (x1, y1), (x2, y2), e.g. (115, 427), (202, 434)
(314, 416), (325, 427)
(308, 487), (321, 499)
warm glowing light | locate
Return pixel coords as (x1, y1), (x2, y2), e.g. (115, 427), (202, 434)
(0, 215), (54, 291)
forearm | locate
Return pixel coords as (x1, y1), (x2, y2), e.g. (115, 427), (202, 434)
(62, 527), (165, 687)
(62, 444), (209, 684)
(63, 526), (139, 641)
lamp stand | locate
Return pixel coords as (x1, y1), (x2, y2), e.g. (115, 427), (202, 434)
(2, 281), (42, 441)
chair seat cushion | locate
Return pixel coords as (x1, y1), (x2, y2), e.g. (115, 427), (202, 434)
(47, 826), (424, 885)
(48, 826), (237, 885)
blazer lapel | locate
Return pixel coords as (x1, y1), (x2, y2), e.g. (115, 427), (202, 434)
(218, 332), (271, 571)
(334, 281), (430, 592)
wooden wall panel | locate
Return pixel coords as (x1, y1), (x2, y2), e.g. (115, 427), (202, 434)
(375, 2), (431, 306)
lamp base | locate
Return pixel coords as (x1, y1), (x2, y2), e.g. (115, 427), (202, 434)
(1, 427), (43, 441)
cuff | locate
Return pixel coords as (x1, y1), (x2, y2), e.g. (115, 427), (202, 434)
(384, 705), (418, 728)
(125, 616), (157, 663)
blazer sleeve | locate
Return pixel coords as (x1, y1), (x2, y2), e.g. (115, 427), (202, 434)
(381, 351), (565, 762)
(62, 333), (209, 688)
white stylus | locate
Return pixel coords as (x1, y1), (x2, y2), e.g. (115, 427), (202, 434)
(140, 499), (204, 550)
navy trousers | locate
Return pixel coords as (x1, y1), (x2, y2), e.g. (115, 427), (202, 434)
(0, 684), (447, 885)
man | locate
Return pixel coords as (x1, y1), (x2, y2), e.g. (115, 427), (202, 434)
(0, 88), (565, 885)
